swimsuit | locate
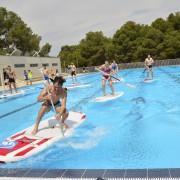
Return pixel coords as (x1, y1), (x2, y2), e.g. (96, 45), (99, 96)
(112, 64), (117, 70)
(71, 71), (76, 76)
(44, 75), (49, 81)
(102, 67), (111, 80)
(8, 72), (15, 83)
(42, 100), (61, 111)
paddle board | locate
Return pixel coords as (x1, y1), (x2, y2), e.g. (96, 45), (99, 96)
(0, 111), (86, 163)
(0, 90), (25, 99)
(143, 79), (156, 83)
(66, 83), (91, 89)
(94, 91), (124, 102)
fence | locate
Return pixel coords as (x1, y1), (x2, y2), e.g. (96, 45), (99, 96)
(73, 58), (180, 74)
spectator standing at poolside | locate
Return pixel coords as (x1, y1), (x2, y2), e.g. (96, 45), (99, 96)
(7, 65), (17, 93)
(3, 67), (9, 89)
(28, 70), (33, 85)
(23, 70), (29, 85)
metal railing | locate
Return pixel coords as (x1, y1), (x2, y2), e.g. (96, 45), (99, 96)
(70, 58), (180, 74)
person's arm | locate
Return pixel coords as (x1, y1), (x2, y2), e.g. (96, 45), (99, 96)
(144, 59), (149, 69)
(56, 90), (67, 119)
(13, 71), (16, 79)
(37, 86), (51, 102)
(98, 65), (104, 71)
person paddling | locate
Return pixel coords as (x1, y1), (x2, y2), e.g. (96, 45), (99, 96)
(144, 54), (154, 80)
(31, 76), (69, 135)
(97, 61), (115, 96)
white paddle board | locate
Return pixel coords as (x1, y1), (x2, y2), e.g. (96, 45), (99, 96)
(66, 83), (91, 89)
(143, 79), (156, 83)
(0, 90), (25, 99)
(94, 91), (124, 102)
(0, 111), (86, 163)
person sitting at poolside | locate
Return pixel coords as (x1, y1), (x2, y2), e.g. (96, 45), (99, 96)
(144, 54), (154, 80)
(31, 76), (69, 135)
(97, 61), (115, 96)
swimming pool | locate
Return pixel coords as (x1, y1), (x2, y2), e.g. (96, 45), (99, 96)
(0, 65), (180, 169)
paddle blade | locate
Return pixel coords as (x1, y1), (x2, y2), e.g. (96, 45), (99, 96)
(125, 83), (136, 88)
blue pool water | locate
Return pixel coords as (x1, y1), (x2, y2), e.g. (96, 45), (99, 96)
(0, 65), (180, 169)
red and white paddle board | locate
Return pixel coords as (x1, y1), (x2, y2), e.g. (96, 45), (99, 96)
(0, 111), (86, 163)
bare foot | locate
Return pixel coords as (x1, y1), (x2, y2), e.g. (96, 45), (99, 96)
(31, 128), (38, 135)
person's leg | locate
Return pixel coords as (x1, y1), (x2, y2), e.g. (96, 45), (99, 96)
(147, 69), (150, 79)
(9, 82), (12, 94)
(31, 105), (49, 134)
(109, 79), (115, 95)
(102, 79), (106, 96)
(71, 72), (74, 83)
(74, 75), (77, 82)
(150, 68), (153, 79)
(12, 82), (17, 92)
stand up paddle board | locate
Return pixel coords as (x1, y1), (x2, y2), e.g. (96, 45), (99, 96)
(94, 91), (124, 102)
(143, 79), (156, 83)
(0, 111), (86, 163)
(0, 90), (25, 99)
(66, 83), (91, 89)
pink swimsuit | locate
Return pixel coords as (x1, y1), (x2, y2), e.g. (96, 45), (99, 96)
(102, 66), (111, 79)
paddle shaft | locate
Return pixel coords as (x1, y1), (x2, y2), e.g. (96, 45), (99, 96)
(95, 68), (135, 88)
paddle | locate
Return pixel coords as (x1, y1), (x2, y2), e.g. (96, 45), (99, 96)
(95, 68), (136, 88)
(39, 68), (64, 136)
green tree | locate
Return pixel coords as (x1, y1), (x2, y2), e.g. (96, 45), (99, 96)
(58, 11), (180, 67)
(39, 43), (52, 57)
(0, 7), (41, 55)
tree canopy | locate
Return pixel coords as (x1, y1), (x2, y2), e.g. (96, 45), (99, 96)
(59, 12), (180, 68)
(0, 7), (51, 56)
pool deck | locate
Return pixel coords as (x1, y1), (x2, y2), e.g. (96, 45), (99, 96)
(0, 72), (91, 92)
(1, 168), (180, 179)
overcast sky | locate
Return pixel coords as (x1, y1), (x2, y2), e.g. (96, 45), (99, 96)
(0, 0), (179, 56)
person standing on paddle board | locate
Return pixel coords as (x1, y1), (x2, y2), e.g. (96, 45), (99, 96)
(111, 60), (118, 75)
(70, 63), (77, 83)
(31, 76), (69, 135)
(98, 61), (115, 96)
(144, 54), (154, 80)
(42, 66), (50, 82)
(7, 66), (17, 93)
